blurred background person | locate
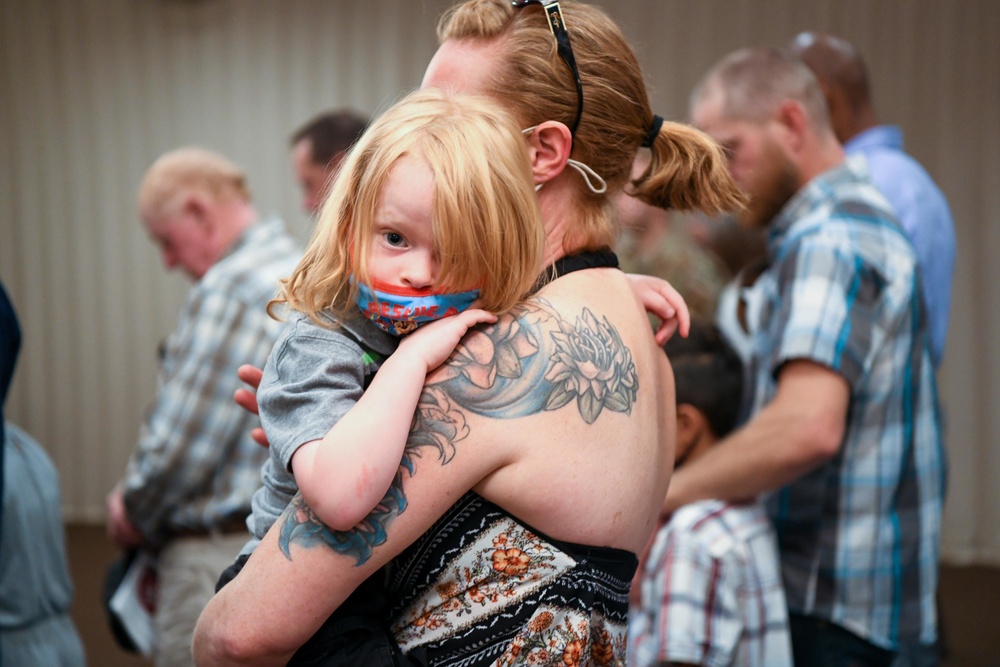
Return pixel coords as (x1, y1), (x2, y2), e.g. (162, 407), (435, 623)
(0, 282), (86, 666)
(0, 281), (15, 556)
(104, 148), (301, 667)
(290, 109), (369, 215)
(667, 47), (944, 667)
(630, 320), (791, 667)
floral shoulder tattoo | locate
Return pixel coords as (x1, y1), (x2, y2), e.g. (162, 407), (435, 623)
(278, 299), (638, 563)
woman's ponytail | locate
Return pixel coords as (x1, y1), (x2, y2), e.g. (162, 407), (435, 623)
(632, 120), (746, 215)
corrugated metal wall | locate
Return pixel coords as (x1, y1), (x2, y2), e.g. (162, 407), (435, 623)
(2, 0), (997, 564)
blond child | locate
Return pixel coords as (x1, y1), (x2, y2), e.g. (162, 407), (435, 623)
(215, 89), (551, 665)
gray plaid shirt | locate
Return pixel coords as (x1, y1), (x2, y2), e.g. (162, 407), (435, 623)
(122, 217), (301, 545)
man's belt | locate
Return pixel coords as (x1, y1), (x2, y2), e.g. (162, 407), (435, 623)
(170, 515), (249, 539)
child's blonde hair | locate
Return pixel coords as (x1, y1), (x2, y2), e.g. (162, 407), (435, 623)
(274, 89), (546, 326)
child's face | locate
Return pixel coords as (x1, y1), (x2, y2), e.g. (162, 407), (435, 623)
(366, 155), (439, 290)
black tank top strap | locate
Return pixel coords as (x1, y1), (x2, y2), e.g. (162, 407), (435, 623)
(534, 246), (620, 292)
(549, 246), (619, 278)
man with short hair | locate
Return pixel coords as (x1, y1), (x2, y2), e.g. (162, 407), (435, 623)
(663, 48), (944, 667)
(105, 148), (301, 667)
(790, 31), (956, 366)
(290, 110), (368, 214)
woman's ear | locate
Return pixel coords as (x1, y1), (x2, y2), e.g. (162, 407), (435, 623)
(525, 120), (573, 186)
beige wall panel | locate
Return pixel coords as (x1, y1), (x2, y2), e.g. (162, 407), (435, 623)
(1, 0), (997, 563)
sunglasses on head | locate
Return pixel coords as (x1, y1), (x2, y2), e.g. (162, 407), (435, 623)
(510, 0), (584, 139)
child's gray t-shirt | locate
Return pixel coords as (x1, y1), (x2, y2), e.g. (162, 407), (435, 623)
(241, 309), (397, 556)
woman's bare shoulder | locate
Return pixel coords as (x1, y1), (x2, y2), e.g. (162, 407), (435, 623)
(421, 272), (672, 548)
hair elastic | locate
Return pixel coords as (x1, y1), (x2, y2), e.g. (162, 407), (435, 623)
(641, 115), (664, 148)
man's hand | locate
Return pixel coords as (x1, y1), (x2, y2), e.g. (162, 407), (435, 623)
(105, 483), (145, 549)
(235, 364), (269, 448)
(625, 273), (691, 344)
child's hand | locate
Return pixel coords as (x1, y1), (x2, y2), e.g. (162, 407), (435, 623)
(398, 308), (497, 372)
(625, 273), (691, 345)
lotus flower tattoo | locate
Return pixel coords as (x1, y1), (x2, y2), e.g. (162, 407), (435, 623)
(543, 308), (638, 424)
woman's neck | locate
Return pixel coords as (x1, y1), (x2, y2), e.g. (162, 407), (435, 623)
(538, 179), (605, 266)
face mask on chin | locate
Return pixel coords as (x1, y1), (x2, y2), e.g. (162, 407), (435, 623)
(352, 277), (480, 336)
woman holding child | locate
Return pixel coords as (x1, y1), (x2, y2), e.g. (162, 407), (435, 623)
(195, 1), (743, 665)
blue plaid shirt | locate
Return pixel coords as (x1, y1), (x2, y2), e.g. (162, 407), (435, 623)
(748, 158), (945, 650)
(122, 218), (301, 545)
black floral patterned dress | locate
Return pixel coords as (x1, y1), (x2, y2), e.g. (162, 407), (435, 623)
(387, 492), (637, 667)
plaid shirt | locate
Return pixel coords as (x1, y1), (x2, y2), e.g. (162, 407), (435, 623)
(122, 218), (301, 545)
(748, 158), (945, 650)
(629, 500), (792, 667)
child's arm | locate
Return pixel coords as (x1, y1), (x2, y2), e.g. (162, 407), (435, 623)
(290, 308), (497, 531)
(625, 273), (691, 344)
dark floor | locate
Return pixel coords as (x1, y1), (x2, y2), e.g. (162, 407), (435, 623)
(66, 524), (1000, 666)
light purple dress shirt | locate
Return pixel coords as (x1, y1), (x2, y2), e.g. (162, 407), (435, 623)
(844, 125), (955, 365)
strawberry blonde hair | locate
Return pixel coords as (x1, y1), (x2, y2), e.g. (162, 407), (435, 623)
(274, 89), (545, 326)
(437, 0), (745, 249)
(138, 147), (251, 222)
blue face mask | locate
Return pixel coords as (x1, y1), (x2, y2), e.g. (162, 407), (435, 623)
(353, 278), (480, 336)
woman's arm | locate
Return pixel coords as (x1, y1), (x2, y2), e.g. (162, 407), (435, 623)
(291, 308), (496, 531)
(194, 387), (508, 666)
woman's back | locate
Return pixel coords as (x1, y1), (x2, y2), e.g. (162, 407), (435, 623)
(380, 260), (675, 665)
(468, 266), (675, 553)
